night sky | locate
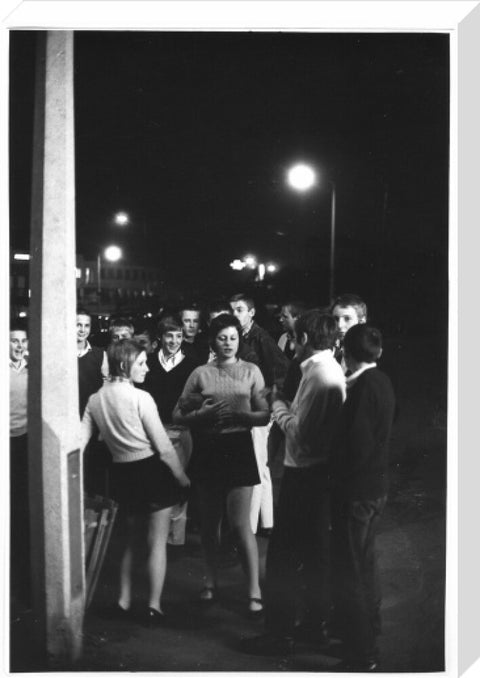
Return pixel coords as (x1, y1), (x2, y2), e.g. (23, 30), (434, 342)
(9, 30), (449, 323)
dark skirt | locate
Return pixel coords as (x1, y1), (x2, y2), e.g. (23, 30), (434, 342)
(111, 454), (186, 515)
(189, 430), (260, 490)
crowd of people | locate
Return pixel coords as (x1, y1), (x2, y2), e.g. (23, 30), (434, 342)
(10, 291), (396, 671)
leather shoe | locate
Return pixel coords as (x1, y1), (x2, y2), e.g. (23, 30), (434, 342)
(240, 633), (295, 656)
(144, 607), (168, 628)
(293, 620), (330, 649)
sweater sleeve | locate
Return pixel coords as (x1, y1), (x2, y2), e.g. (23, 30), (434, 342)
(138, 391), (186, 481)
(273, 375), (344, 451)
(80, 400), (97, 453)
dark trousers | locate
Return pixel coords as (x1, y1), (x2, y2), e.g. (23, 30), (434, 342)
(265, 465), (331, 636)
(10, 434), (31, 607)
(331, 494), (387, 660)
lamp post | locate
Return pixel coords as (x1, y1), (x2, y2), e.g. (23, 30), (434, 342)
(287, 163), (336, 303)
(97, 244), (122, 301)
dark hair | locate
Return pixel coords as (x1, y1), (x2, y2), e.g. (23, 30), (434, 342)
(157, 314), (183, 338)
(294, 311), (338, 351)
(76, 307), (91, 319)
(331, 293), (368, 322)
(10, 320), (28, 335)
(107, 338), (144, 378)
(179, 303), (202, 318)
(282, 300), (307, 318)
(207, 299), (231, 319)
(229, 293), (255, 310)
(208, 313), (242, 353)
(343, 324), (383, 363)
(109, 317), (135, 335)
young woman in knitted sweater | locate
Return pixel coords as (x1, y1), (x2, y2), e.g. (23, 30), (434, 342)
(173, 313), (269, 617)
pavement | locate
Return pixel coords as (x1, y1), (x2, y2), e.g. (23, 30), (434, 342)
(10, 334), (447, 673)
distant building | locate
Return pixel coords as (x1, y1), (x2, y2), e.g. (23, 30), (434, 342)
(10, 251), (164, 317)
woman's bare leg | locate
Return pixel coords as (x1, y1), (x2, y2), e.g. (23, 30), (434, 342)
(146, 507), (172, 613)
(118, 514), (135, 610)
(227, 486), (262, 606)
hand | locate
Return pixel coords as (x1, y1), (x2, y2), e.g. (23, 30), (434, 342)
(178, 472), (191, 488)
(198, 398), (228, 422)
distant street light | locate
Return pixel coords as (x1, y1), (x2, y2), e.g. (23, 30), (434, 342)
(229, 255), (278, 282)
(114, 211), (129, 226)
(97, 245), (123, 298)
(287, 162), (336, 302)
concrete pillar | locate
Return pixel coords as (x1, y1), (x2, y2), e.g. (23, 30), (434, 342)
(28, 31), (85, 667)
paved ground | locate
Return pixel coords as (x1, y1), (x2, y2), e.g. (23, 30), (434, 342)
(10, 335), (447, 672)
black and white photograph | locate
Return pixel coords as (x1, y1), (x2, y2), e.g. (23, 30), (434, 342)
(6, 2), (468, 673)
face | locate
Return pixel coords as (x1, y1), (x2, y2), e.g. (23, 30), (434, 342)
(214, 326), (240, 361)
(181, 310), (200, 339)
(130, 350), (149, 383)
(111, 326), (134, 343)
(10, 330), (28, 363)
(279, 306), (296, 333)
(161, 330), (183, 356)
(230, 301), (254, 330)
(332, 305), (362, 339)
(76, 314), (91, 345)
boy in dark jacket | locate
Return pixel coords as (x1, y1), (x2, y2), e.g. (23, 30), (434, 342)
(331, 324), (395, 672)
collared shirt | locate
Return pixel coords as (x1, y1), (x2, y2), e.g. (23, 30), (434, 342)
(272, 349), (346, 468)
(346, 363), (377, 389)
(159, 348), (185, 372)
(77, 340), (92, 358)
(242, 320), (254, 337)
(9, 358), (27, 372)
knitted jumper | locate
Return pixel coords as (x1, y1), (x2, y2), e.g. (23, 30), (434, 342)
(81, 379), (177, 465)
(10, 361), (28, 437)
(178, 358), (265, 434)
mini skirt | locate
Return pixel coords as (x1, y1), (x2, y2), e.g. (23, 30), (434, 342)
(110, 454), (187, 515)
(189, 430), (260, 490)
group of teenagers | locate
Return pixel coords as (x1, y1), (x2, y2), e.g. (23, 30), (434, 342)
(10, 291), (396, 672)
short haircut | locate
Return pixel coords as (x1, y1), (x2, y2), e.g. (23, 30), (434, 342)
(179, 303), (202, 317)
(344, 324), (383, 363)
(157, 314), (183, 337)
(107, 338), (144, 378)
(230, 293), (255, 310)
(109, 317), (134, 334)
(76, 307), (91, 319)
(10, 320), (28, 335)
(331, 293), (368, 322)
(295, 310), (338, 351)
(208, 313), (242, 350)
(282, 300), (308, 317)
(134, 331), (155, 352)
(207, 299), (231, 317)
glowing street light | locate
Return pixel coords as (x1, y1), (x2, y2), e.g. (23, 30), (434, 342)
(104, 245), (122, 262)
(287, 163), (317, 192)
(244, 255), (257, 269)
(114, 211), (129, 226)
(97, 245), (123, 297)
(287, 161), (336, 302)
(266, 263), (278, 274)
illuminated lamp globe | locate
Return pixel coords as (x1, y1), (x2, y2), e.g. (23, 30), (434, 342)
(287, 164), (316, 192)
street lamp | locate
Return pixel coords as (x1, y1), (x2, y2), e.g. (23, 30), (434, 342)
(287, 162), (336, 303)
(97, 245), (123, 298)
(113, 211), (129, 226)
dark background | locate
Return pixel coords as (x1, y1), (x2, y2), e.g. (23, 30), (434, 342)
(9, 30), (449, 334)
